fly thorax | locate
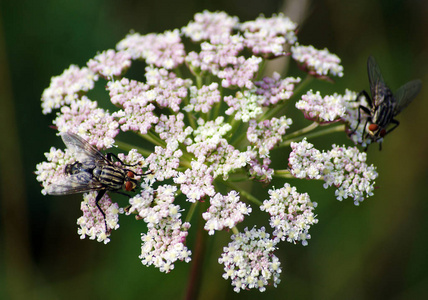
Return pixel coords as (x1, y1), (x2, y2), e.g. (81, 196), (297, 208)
(374, 100), (395, 129)
(94, 165), (125, 190)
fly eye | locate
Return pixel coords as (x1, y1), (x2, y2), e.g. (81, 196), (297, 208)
(368, 124), (379, 132)
(125, 181), (134, 191)
(380, 129), (387, 137)
(127, 171), (134, 178)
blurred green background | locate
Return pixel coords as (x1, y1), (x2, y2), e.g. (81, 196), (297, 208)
(1, 0), (427, 299)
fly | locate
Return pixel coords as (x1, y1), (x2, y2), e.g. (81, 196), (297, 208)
(351, 56), (421, 150)
(46, 132), (146, 230)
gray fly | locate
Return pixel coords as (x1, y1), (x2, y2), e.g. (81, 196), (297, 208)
(46, 132), (145, 230)
(351, 56), (422, 150)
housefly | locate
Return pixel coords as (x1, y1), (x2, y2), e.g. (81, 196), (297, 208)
(351, 56), (421, 150)
(46, 132), (146, 230)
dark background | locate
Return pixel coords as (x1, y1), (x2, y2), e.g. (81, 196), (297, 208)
(1, 0), (428, 299)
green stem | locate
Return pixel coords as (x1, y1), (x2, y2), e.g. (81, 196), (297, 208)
(180, 157), (192, 169)
(223, 181), (263, 206)
(212, 99), (222, 121)
(196, 75), (203, 89)
(185, 206), (206, 300)
(225, 119), (246, 148)
(136, 131), (165, 147)
(226, 110), (236, 127)
(279, 124), (345, 148)
(231, 130), (248, 149)
(174, 67), (183, 78)
(185, 201), (198, 223)
(282, 122), (319, 142)
(212, 85), (224, 120)
(273, 169), (294, 179)
(255, 59), (266, 81)
(226, 173), (250, 182)
(182, 91), (197, 129)
(186, 111), (197, 130)
(115, 139), (152, 157)
(293, 74), (314, 96)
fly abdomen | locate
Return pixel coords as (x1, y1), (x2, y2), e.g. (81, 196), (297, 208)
(94, 165), (125, 191)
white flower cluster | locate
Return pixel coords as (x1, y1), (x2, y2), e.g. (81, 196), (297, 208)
(240, 13), (298, 56)
(289, 139), (378, 205)
(35, 147), (73, 195)
(36, 9), (386, 294)
(202, 191), (252, 235)
(129, 185), (192, 273)
(260, 183), (318, 245)
(254, 73), (301, 106)
(41, 65), (98, 114)
(184, 83), (221, 113)
(181, 10), (239, 42)
(218, 227), (281, 292)
(296, 90), (349, 123)
(117, 29), (185, 69)
(247, 116), (292, 158)
(77, 192), (121, 244)
(291, 44), (344, 78)
(87, 49), (131, 78)
(224, 91), (264, 122)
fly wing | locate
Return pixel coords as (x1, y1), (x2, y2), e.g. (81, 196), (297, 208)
(61, 132), (106, 164)
(45, 172), (103, 195)
(393, 79), (422, 115)
(367, 56), (386, 97)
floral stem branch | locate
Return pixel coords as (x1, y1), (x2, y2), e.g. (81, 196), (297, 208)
(231, 226), (239, 235)
(196, 74), (203, 89)
(137, 131), (165, 147)
(185, 201), (198, 225)
(115, 140), (152, 157)
(226, 173), (250, 182)
(293, 74), (314, 96)
(212, 100), (222, 121)
(182, 94), (197, 129)
(180, 159), (192, 169)
(223, 181), (263, 206)
(185, 211), (206, 300)
(279, 123), (345, 148)
(273, 169), (295, 179)
(282, 122), (319, 142)
(187, 112), (197, 129)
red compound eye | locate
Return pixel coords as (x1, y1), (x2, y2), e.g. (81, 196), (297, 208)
(380, 129), (387, 137)
(127, 171), (134, 178)
(368, 124), (379, 132)
(125, 181), (133, 191)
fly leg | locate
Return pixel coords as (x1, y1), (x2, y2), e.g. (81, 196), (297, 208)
(372, 119), (399, 151)
(106, 152), (135, 166)
(95, 190), (137, 232)
(349, 90), (372, 135)
(350, 104), (372, 135)
(383, 119), (400, 137)
(94, 190), (108, 232)
(106, 152), (151, 176)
